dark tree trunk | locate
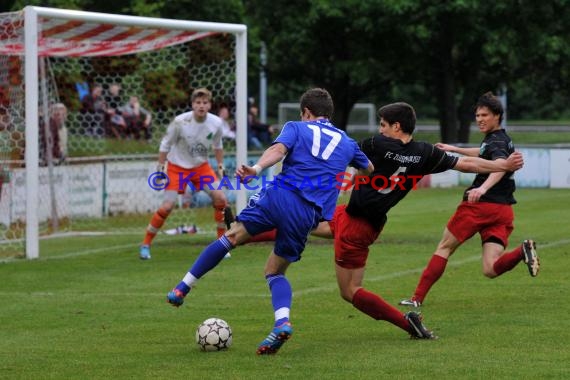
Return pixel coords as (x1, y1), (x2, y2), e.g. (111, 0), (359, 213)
(457, 95), (473, 143)
(329, 81), (358, 131)
(437, 53), (458, 142)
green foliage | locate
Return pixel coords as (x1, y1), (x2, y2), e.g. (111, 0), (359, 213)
(158, 0), (245, 23)
(140, 71), (188, 110)
(1, 188), (569, 378)
(125, 0), (162, 17)
(5, 1), (570, 139)
(7, 0), (85, 12)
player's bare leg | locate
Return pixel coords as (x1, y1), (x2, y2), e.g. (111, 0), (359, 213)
(482, 241), (508, 278)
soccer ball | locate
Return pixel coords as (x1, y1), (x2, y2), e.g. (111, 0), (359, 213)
(195, 318), (233, 351)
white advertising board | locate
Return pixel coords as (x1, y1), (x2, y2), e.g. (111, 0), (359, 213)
(549, 149), (570, 188)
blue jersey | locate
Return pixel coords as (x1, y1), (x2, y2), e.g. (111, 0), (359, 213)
(273, 119), (369, 220)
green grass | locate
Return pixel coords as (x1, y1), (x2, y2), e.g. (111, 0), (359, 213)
(1, 188), (569, 379)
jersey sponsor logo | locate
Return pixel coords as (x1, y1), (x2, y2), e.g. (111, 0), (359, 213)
(384, 151), (421, 164)
(190, 143), (208, 156)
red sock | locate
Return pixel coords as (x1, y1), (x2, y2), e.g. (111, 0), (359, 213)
(248, 229), (277, 243)
(493, 245), (523, 275)
(413, 255), (448, 303)
(213, 203), (226, 238)
(352, 288), (410, 332)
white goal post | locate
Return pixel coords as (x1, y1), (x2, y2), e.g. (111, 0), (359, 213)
(2, 6), (248, 259)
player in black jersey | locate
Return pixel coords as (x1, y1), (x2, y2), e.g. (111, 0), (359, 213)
(400, 92), (539, 309)
(326, 101), (524, 339)
(229, 101), (524, 339)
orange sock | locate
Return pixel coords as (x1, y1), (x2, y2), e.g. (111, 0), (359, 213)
(142, 207), (171, 245)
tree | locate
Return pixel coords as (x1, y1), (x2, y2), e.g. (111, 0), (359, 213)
(5, 0), (570, 136)
(245, 0), (401, 129)
(410, 0), (570, 141)
(246, 0), (570, 140)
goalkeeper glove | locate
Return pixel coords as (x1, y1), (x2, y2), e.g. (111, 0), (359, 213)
(217, 164), (225, 180)
(155, 162), (167, 185)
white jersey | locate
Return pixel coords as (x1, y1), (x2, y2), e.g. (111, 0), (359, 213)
(159, 111), (224, 169)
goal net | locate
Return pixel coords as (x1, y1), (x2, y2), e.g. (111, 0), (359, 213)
(0, 7), (247, 259)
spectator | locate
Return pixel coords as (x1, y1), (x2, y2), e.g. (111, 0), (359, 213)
(53, 103), (68, 160)
(39, 103), (67, 165)
(217, 103), (236, 141)
(80, 84), (107, 137)
(103, 83), (127, 139)
(248, 105), (275, 147)
(121, 96), (152, 141)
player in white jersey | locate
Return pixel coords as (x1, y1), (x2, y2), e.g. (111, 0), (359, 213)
(139, 88), (228, 260)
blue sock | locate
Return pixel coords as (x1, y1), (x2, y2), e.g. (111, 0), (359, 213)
(189, 236), (234, 279)
(266, 274), (291, 327)
(174, 282), (190, 295)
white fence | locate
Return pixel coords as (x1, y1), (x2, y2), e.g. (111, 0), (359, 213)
(425, 148), (570, 189)
(2, 148), (569, 227)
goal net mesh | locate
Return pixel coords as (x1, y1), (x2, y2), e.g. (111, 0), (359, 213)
(0, 10), (238, 258)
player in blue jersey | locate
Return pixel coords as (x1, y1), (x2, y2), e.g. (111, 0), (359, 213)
(166, 88), (373, 355)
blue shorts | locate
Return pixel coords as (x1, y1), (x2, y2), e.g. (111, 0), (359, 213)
(237, 186), (321, 262)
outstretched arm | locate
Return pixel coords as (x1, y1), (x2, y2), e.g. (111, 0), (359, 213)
(435, 143), (480, 157)
(236, 143), (288, 179)
(453, 152), (523, 173)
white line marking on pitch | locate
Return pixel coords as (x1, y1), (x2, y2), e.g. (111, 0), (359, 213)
(2, 239), (567, 299)
(294, 238), (569, 296)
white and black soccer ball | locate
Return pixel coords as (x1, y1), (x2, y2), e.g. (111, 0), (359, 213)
(195, 318), (233, 351)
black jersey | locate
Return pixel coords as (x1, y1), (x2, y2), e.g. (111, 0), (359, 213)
(346, 135), (459, 229)
(464, 129), (516, 205)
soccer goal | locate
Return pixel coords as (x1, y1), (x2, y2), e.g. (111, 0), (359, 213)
(0, 6), (247, 259)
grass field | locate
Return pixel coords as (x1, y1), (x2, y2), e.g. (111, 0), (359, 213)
(1, 187), (569, 379)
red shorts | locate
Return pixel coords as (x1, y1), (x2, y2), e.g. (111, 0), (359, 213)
(447, 201), (514, 247)
(332, 204), (382, 269)
(165, 161), (218, 194)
